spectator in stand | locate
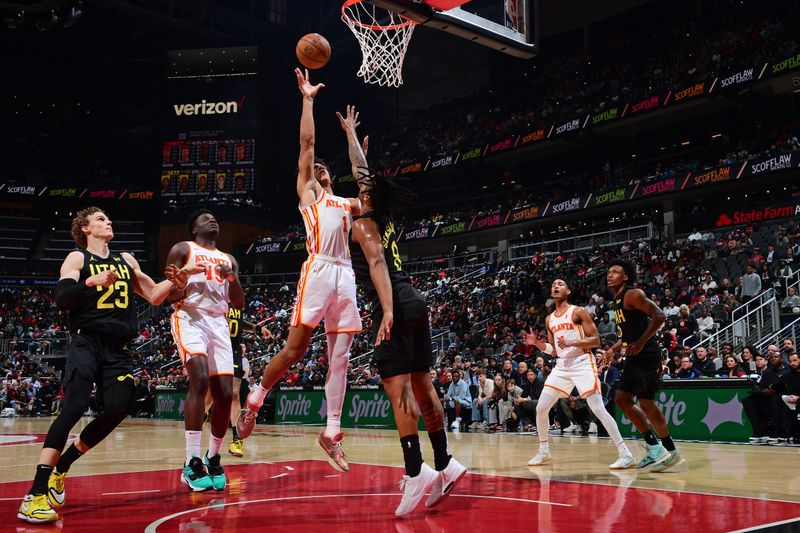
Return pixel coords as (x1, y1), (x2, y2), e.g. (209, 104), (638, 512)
(741, 265), (762, 303)
(596, 313), (616, 343)
(776, 354), (800, 442)
(676, 305), (698, 345)
(781, 287), (800, 312)
(782, 339), (796, 362)
(487, 375), (506, 431)
(469, 368), (493, 429)
(740, 345), (758, 373)
(444, 370), (472, 430)
(676, 356), (703, 379)
(692, 346), (717, 376)
(499, 358), (521, 386)
(695, 308), (716, 341)
(514, 369), (542, 430)
(719, 355), (746, 378)
(498, 379), (522, 431)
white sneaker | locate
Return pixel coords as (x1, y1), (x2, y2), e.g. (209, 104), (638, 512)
(395, 463), (438, 517)
(426, 458), (467, 508)
(588, 422), (598, 434)
(609, 452), (636, 469)
(450, 418), (461, 430)
(564, 424), (580, 434)
(527, 449), (552, 466)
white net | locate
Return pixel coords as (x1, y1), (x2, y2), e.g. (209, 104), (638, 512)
(341, 0), (417, 88)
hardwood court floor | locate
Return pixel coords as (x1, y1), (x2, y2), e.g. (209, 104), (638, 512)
(2, 418), (800, 532)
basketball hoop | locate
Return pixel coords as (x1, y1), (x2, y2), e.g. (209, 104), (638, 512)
(341, 0), (417, 87)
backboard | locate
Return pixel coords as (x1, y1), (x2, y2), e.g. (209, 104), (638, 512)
(370, 0), (538, 59)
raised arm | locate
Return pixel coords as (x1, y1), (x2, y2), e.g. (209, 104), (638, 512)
(295, 68), (325, 206)
(337, 105), (369, 215)
(351, 217), (393, 345)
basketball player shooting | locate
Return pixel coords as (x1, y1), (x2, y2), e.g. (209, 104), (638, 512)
(238, 69), (388, 473)
(521, 279), (634, 469)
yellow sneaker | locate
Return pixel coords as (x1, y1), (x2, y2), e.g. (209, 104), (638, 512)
(17, 494), (59, 524)
(228, 438), (244, 458)
(47, 470), (66, 510)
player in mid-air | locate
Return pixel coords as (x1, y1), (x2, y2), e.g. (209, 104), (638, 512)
(606, 259), (684, 472)
(338, 104), (466, 517)
(165, 209), (245, 491)
(237, 69), (387, 473)
(523, 279), (635, 469)
(18, 207), (185, 523)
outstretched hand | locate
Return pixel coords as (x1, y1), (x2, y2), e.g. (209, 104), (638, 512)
(520, 327), (545, 350)
(295, 68), (325, 99)
(336, 104), (360, 132)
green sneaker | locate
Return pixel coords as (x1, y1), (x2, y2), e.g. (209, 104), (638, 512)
(181, 457), (213, 492)
(203, 452), (226, 491)
(651, 450), (684, 473)
(636, 443), (668, 469)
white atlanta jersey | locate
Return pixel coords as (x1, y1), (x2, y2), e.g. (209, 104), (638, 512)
(545, 304), (599, 397)
(299, 191), (353, 260)
(548, 305), (591, 358)
(179, 241), (232, 317)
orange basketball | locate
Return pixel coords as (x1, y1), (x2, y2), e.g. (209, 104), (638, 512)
(296, 33), (331, 70)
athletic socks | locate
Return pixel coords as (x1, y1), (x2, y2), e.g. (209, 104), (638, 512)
(661, 435), (676, 451)
(642, 430), (659, 446)
(30, 465), (54, 496)
(400, 435), (423, 477)
(185, 430), (202, 464)
(208, 434), (225, 457)
(428, 429), (452, 471)
(249, 384), (268, 408)
(540, 441), (550, 454)
(56, 444), (84, 473)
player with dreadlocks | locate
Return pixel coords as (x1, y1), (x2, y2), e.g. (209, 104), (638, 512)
(338, 105), (466, 517)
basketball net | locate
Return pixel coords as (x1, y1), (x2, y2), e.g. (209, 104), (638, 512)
(341, 0), (417, 87)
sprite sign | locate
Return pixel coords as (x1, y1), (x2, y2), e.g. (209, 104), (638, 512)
(154, 391), (186, 421)
(614, 386), (753, 442)
(276, 387), (424, 429)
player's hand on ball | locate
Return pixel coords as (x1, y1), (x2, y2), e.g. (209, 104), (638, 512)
(375, 311), (393, 346)
(86, 269), (118, 288)
(216, 263), (236, 282)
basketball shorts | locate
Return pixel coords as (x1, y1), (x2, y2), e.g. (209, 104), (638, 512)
(170, 309), (234, 376)
(232, 349), (244, 380)
(371, 283), (432, 379)
(543, 353), (600, 398)
(290, 254), (362, 334)
(64, 331), (135, 391)
(618, 351), (661, 400)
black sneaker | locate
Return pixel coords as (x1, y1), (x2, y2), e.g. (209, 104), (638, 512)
(203, 452), (226, 490)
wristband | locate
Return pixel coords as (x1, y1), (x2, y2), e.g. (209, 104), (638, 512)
(542, 343), (555, 356)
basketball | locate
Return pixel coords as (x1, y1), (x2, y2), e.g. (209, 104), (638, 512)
(296, 33), (331, 69)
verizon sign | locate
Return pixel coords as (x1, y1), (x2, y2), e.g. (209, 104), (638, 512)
(173, 97), (246, 116)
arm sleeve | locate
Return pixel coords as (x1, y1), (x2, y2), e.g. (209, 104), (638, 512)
(55, 278), (89, 311)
